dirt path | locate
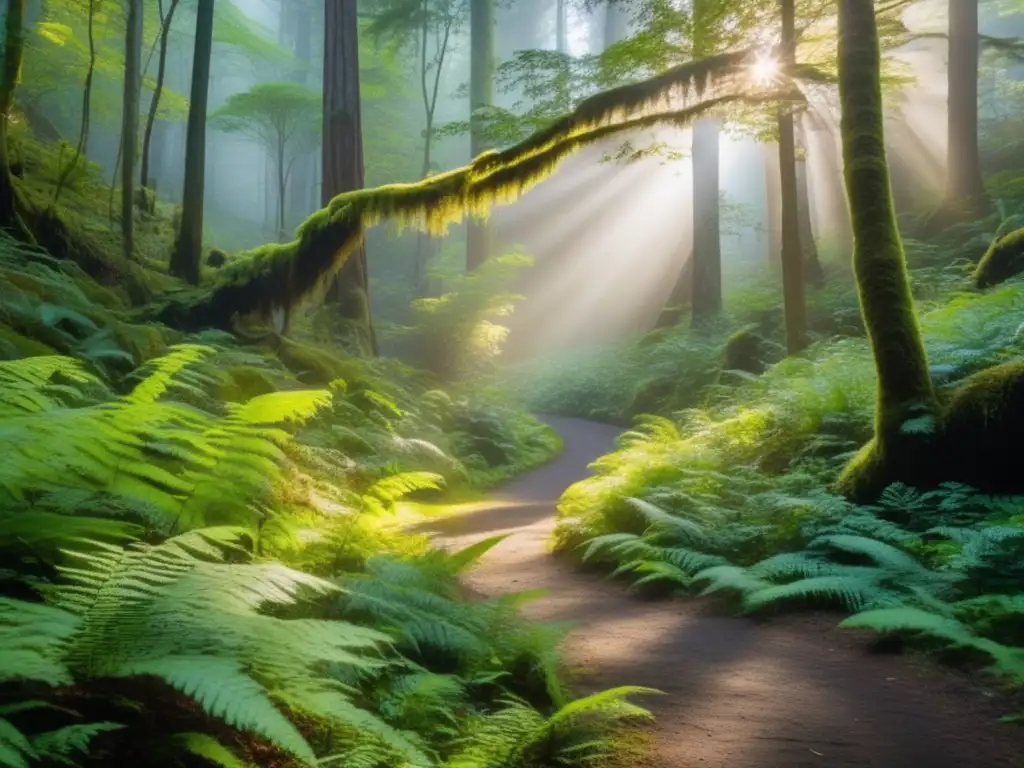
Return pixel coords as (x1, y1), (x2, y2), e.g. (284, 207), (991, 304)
(413, 416), (1024, 767)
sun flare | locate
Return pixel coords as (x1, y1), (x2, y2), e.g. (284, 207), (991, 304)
(750, 53), (780, 86)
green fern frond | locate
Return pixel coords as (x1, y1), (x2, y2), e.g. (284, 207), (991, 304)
(693, 565), (770, 598)
(743, 574), (905, 613)
(444, 535), (508, 573)
(120, 656), (317, 764)
(810, 534), (930, 574)
(626, 497), (709, 546)
(367, 472), (445, 505)
(125, 345), (218, 405)
(0, 716), (35, 768)
(173, 732), (253, 768)
(31, 722), (124, 765)
(0, 598), (78, 686)
(229, 390), (332, 426)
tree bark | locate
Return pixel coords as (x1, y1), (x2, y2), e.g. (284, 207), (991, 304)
(777, 0), (806, 353)
(556, 0), (567, 53)
(169, 0), (214, 285)
(120, 0), (143, 259)
(288, 0), (315, 223)
(835, 0), (938, 499)
(763, 141), (782, 267)
(322, 0), (377, 355)
(796, 130), (824, 286)
(466, 0), (493, 272)
(0, 0), (28, 237)
(944, 0), (990, 218)
(690, 117), (722, 324)
(140, 0), (179, 202)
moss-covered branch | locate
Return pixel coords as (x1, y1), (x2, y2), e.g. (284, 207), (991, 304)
(165, 50), (794, 332)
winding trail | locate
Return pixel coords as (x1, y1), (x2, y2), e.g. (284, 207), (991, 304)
(413, 417), (1024, 767)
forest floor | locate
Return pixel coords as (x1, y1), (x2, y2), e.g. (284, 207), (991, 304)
(412, 416), (1024, 768)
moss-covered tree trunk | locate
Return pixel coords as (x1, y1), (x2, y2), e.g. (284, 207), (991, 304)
(322, 0), (377, 355)
(120, 0), (143, 260)
(690, 117), (722, 324)
(169, 0), (214, 285)
(777, 0), (806, 353)
(943, 0), (990, 219)
(0, 0), (26, 236)
(835, 0), (938, 500)
(466, 0), (493, 272)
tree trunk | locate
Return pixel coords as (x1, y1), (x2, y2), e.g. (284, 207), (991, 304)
(556, 0), (567, 53)
(763, 141), (782, 267)
(288, 0), (314, 223)
(0, 0), (27, 236)
(141, 0), (179, 202)
(277, 137), (286, 240)
(944, 0), (990, 218)
(120, 0), (143, 260)
(466, 0), (493, 272)
(796, 137), (824, 286)
(690, 117), (722, 324)
(323, 0), (377, 355)
(835, 0), (938, 500)
(777, 0), (806, 353)
(52, 0), (95, 205)
(169, 0), (214, 285)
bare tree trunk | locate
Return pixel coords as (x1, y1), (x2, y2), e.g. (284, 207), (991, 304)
(944, 0), (989, 218)
(796, 125), (824, 286)
(777, 0), (806, 353)
(52, 0), (95, 204)
(140, 0), (180, 206)
(323, 0), (377, 355)
(288, 0), (315, 224)
(763, 142), (782, 267)
(120, 0), (143, 260)
(466, 0), (493, 272)
(169, 0), (214, 285)
(690, 117), (722, 324)
(556, 0), (567, 53)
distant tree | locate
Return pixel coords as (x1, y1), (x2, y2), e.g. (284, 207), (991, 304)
(140, 0), (181, 204)
(777, 0), (805, 352)
(212, 81), (321, 240)
(467, 0), (493, 272)
(322, 0), (377, 355)
(941, 0), (990, 219)
(0, 0), (30, 239)
(120, 0), (143, 260)
(169, 0), (215, 284)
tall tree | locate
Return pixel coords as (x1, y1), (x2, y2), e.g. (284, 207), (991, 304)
(777, 0), (806, 352)
(120, 0), (143, 260)
(942, 0), (990, 218)
(796, 123), (824, 286)
(169, 0), (214, 285)
(0, 0), (29, 239)
(323, 0), (377, 355)
(287, 0), (316, 222)
(835, 0), (938, 500)
(466, 0), (493, 272)
(690, 116), (722, 323)
(556, 0), (567, 53)
(140, 0), (181, 203)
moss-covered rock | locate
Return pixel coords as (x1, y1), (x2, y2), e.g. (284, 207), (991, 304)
(206, 248), (229, 268)
(723, 326), (765, 375)
(274, 336), (358, 386)
(937, 361), (1024, 493)
(219, 364), (281, 403)
(113, 322), (176, 365)
(0, 323), (58, 359)
(974, 227), (1024, 289)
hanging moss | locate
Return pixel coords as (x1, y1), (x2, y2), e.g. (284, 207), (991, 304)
(165, 52), (800, 333)
(833, 0), (939, 502)
(973, 227), (1024, 289)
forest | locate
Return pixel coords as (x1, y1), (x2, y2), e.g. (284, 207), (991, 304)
(4, 0), (1024, 765)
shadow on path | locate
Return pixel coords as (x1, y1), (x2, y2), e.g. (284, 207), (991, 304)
(429, 416), (1024, 767)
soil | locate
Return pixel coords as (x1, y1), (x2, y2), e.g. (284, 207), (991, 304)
(412, 416), (1024, 768)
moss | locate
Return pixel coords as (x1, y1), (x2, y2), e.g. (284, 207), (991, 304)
(834, 0), (939, 499)
(273, 336), (355, 386)
(168, 53), (801, 332)
(219, 364), (281, 403)
(723, 326), (765, 375)
(206, 247), (229, 268)
(973, 227), (1024, 289)
(0, 323), (58, 358)
(113, 322), (176, 365)
(937, 362), (1024, 493)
